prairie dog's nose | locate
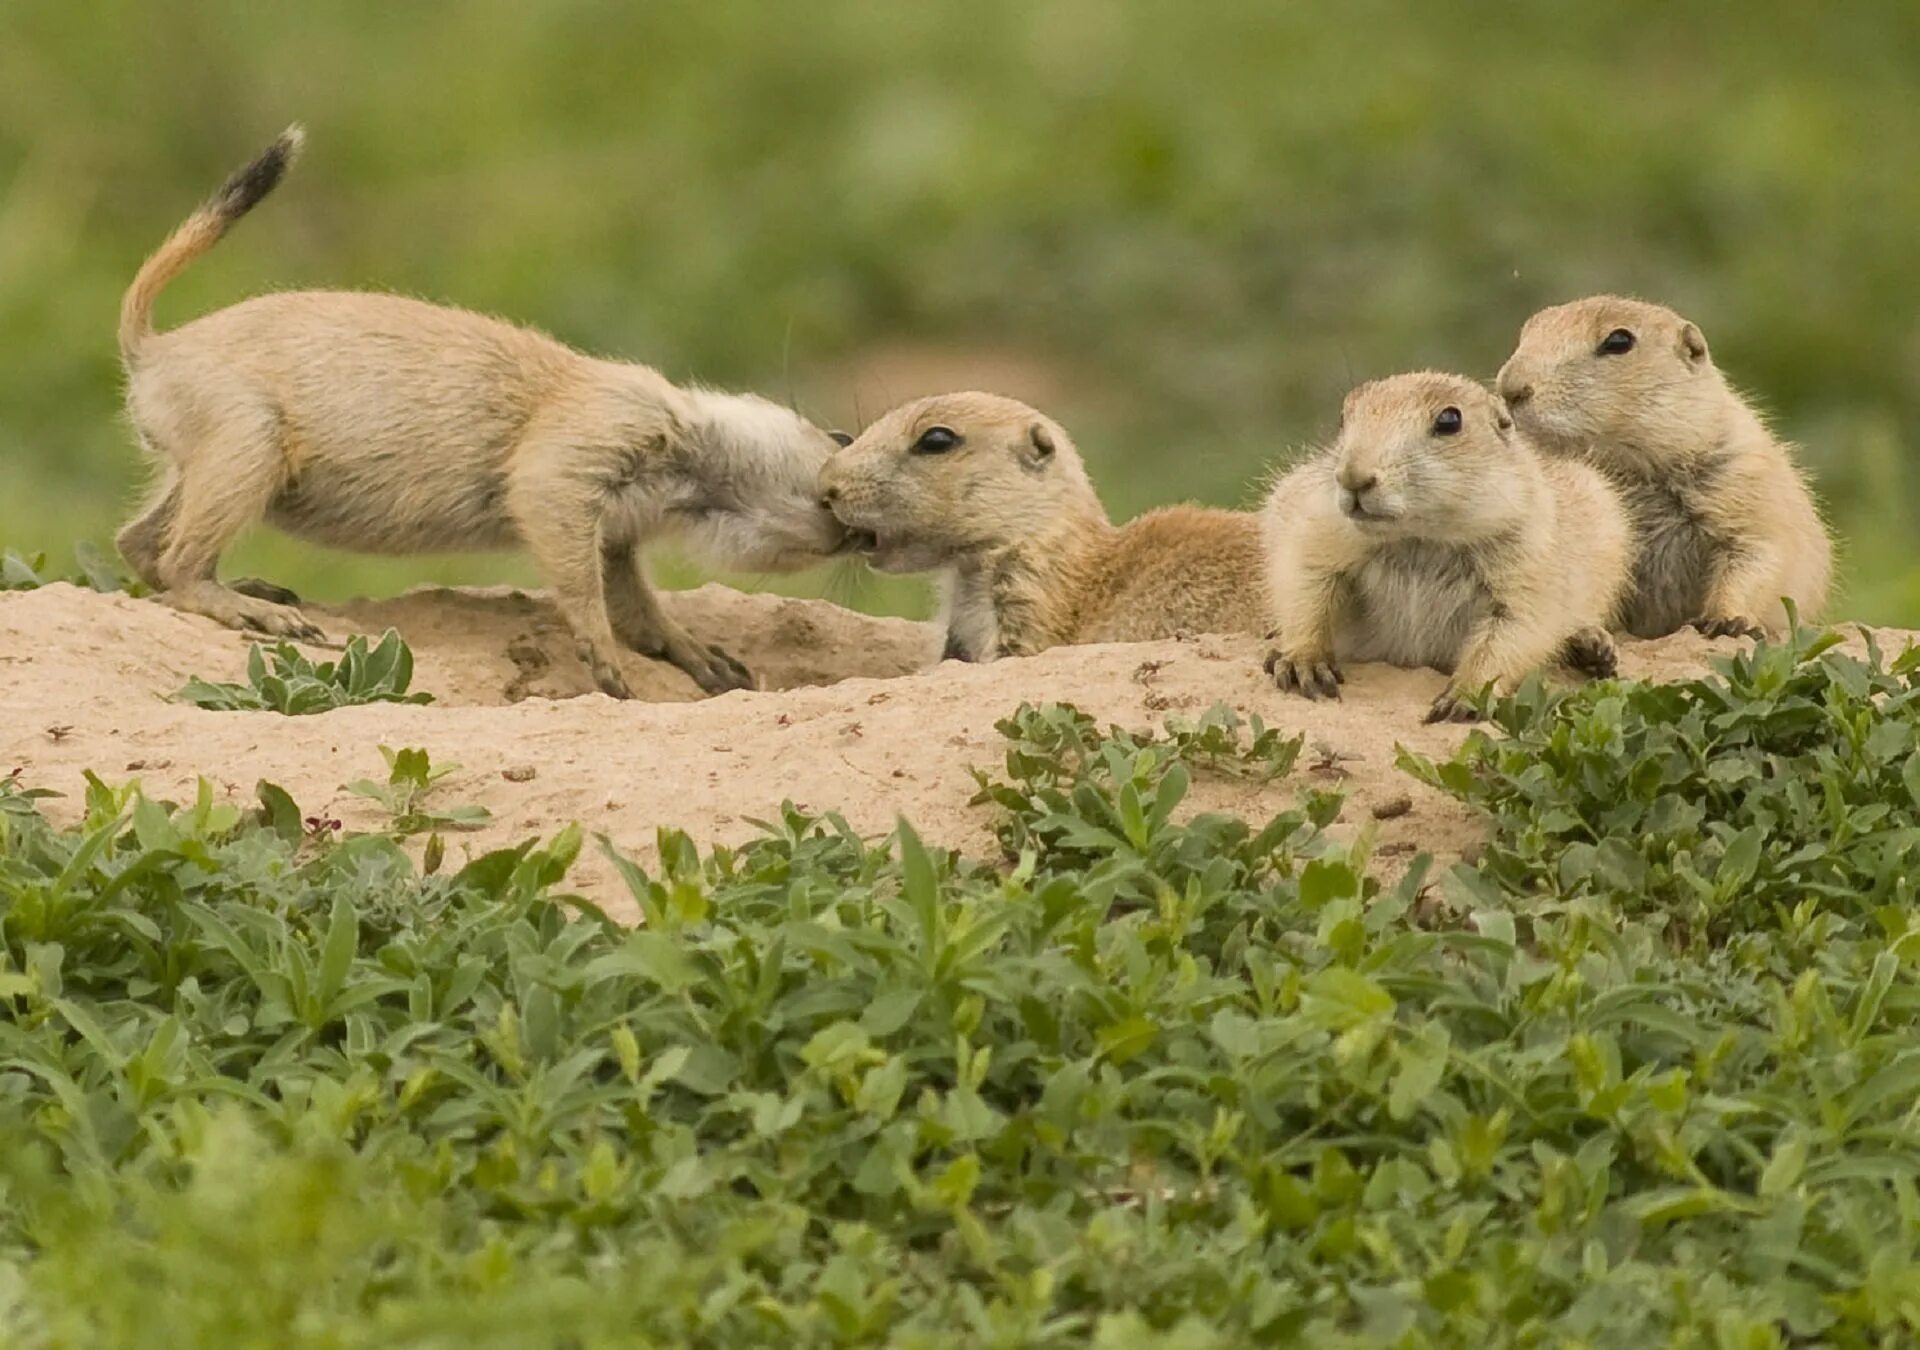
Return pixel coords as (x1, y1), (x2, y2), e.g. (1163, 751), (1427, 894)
(1335, 467), (1379, 495)
(1496, 368), (1533, 405)
(819, 485), (841, 507)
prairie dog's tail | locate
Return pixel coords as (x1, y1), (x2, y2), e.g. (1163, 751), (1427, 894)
(118, 124), (304, 366)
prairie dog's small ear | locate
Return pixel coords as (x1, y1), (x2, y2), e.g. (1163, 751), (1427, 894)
(1680, 322), (1709, 367)
(1025, 421), (1056, 467)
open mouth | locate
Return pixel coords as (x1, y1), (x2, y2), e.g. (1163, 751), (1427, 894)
(837, 528), (880, 556)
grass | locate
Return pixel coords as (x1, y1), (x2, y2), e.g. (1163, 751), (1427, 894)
(3, 630), (1920, 1345)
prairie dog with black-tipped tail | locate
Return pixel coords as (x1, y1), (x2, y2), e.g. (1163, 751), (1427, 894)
(817, 392), (1268, 660)
(115, 126), (854, 698)
(1261, 372), (1630, 723)
(1496, 295), (1832, 640)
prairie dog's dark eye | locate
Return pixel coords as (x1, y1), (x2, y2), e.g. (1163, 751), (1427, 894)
(828, 430), (853, 447)
(913, 426), (961, 454)
(1597, 328), (1636, 356)
(1432, 406), (1463, 436)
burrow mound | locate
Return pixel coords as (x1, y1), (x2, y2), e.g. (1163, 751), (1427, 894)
(5, 582), (1901, 921)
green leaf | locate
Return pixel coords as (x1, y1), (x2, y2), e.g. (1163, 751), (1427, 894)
(1096, 1015), (1158, 1065)
(1302, 967), (1394, 1029)
(1388, 1024), (1450, 1121)
(316, 892), (359, 1013)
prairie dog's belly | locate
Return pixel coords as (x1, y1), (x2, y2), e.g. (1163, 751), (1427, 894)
(1335, 541), (1485, 672)
(1613, 479), (1712, 638)
(267, 461), (522, 554)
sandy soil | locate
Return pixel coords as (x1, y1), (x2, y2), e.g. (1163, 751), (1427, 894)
(3, 582), (1904, 922)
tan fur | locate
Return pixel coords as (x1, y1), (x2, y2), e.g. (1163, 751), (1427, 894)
(1496, 295), (1832, 638)
(817, 392), (1267, 660)
(115, 131), (852, 698)
(1262, 372), (1631, 723)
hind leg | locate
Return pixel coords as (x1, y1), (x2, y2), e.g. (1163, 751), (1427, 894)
(153, 427), (323, 640)
(116, 473), (181, 591)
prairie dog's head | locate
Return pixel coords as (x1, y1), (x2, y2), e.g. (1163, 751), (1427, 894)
(818, 392), (1103, 573)
(1495, 296), (1729, 464)
(677, 390), (856, 570)
(1327, 372), (1535, 541)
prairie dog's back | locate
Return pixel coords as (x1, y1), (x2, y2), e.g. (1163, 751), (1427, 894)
(139, 291), (590, 471)
(127, 290), (673, 554)
(1080, 505), (1267, 642)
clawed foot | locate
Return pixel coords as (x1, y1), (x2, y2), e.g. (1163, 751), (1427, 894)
(670, 638), (756, 695)
(1264, 649), (1343, 700)
(231, 577), (303, 607)
(1561, 625), (1618, 680)
(1424, 688), (1485, 725)
(579, 644), (635, 700)
(1691, 614), (1766, 640)
(165, 583), (325, 642)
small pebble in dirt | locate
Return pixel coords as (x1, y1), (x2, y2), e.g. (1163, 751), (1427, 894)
(867, 691), (890, 705)
(1371, 795), (1414, 821)
(501, 765), (537, 783)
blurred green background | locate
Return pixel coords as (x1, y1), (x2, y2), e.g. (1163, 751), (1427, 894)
(2, 1), (1916, 622)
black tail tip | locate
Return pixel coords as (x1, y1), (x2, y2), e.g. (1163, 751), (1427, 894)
(212, 123), (305, 221)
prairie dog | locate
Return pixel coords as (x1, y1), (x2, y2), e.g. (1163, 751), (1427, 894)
(115, 127), (853, 698)
(817, 392), (1267, 660)
(1262, 372), (1630, 723)
(1495, 295), (1832, 639)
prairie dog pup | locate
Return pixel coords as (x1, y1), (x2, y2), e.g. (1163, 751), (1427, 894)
(1262, 372), (1630, 723)
(817, 392), (1268, 660)
(1495, 296), (1832, 639)
(116, 127), (853, 698)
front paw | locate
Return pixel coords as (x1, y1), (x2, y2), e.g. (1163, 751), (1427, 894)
(1691, 614), (1766, 640)
(1424, 687), (1485, 725)
(1263, 648), (1343, 700)
(1561, 625), (1618, 679)
(590, 659), (634, 700)
(679, 641), (756, 695)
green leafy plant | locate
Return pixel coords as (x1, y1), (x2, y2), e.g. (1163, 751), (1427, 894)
(1, 694), (1918, 1345)
(346, 745), (492, 837)
(174, 629), (434, 714)
(1401, 624), (1920, 945)
(1, 541), (144, 595)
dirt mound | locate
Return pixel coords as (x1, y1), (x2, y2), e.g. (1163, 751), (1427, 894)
(3, 582), (1905, 921)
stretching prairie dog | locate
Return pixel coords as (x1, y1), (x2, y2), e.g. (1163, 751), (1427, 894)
(115, 126), (854, 698)
(817, 392), (1268, 660)
(1496, 296), (1832, 639)
(1262, 372), (1630, 723)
